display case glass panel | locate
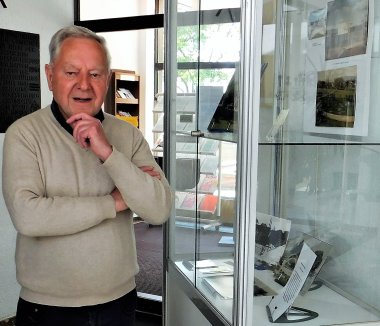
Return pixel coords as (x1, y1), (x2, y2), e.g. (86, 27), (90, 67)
(254, 0), (380, 325)
(166, 0), (241, 324)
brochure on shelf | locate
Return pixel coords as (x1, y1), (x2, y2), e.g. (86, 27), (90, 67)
(175, 191), (219, 217)
(118, 88), (135, 99)
(267, 243), (317, 323)
(182, 259), (234, 277)
(197, 174), (218, 194)
(182, 259), (217, 270)
(273, 233), (332, 295)
(202, 275), (234, 300)
(218, 235), (234, 247)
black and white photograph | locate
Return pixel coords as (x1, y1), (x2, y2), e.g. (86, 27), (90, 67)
(325, 0), (369, 60)
(255, 212), (291, 266)
(315, 65), (357, 128)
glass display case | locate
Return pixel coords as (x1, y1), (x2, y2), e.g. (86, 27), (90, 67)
(164, 1), (244, 325)
(165, 0), (380, 325)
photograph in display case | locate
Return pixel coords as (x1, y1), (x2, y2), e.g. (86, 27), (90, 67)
(207, 63), (268, 134)
(315, 65), (357, 129)
(273, 233), (332, 295)
(303, 0), (373, 137)
(325, 0), (369, 60)
(255, 213), (291, 267)
(308, 7), (326, 40)
(207, 71), (237, 133)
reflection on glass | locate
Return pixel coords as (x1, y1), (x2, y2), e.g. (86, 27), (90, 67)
(172, 139), (236, 322)
(168, 0), (241, 323)
(199, 23), (240, 63)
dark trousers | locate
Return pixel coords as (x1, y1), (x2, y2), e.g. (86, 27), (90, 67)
(15, 289), (137, 326)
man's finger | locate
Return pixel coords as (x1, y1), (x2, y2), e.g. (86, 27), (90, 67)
(66, 112), (93, 125)
(139, 166), (154, 172)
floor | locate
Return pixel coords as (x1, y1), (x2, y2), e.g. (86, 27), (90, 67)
(134, 222), (164, 325)
(134, 222), (163, 296)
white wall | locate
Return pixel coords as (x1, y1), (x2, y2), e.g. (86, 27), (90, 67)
(0, 0), (74, 320)
(0, 134), (18, 321)
(80, 0), (140, 20)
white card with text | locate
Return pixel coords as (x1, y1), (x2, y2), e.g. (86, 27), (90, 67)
(267, 243), (316, 322)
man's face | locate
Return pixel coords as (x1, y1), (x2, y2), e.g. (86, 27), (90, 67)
(45, 37), (110, 119)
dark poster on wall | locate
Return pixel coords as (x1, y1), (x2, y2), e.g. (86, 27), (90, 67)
(0, 28), (40, 132)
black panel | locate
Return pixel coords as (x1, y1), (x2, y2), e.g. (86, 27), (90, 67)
(0, 28), (40, 132)
(75, 14), (164, 32)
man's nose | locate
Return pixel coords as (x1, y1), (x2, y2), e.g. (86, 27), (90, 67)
(77, 73), (90, 90)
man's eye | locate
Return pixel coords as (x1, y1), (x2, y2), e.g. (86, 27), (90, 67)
(90, 73), (101, 79)
(66, 72), (77, 77)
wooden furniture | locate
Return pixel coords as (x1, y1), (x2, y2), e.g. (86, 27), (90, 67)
(104, 69), (140, 128)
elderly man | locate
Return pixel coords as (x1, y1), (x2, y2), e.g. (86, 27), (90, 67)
(2, 25), (172, 326)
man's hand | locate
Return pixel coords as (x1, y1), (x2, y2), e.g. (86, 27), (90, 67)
(139, 166), (161, 180)
(67, 113), (113, 162)
(111, 188), (128, 212)
(111, 167), (161, 213)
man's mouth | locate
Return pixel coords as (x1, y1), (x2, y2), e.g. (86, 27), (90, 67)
(73, 97), (92, 103)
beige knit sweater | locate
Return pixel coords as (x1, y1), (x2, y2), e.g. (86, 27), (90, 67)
(2, 105), (172, 307)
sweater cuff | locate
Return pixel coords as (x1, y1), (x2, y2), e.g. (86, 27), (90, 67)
(103, 194), (117, 218)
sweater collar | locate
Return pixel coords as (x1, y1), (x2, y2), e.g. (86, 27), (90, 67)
(50, 99), (105, 136)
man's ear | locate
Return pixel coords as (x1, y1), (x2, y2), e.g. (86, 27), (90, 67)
(45, 64), (53, 91)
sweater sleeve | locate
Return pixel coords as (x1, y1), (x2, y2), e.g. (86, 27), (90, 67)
(2, 124), (116, 237)
(103, 131), (173, 225)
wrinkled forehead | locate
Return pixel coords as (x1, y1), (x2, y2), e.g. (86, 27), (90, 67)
(54, 37), (109, 70)
(53, 37), (109, 69)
